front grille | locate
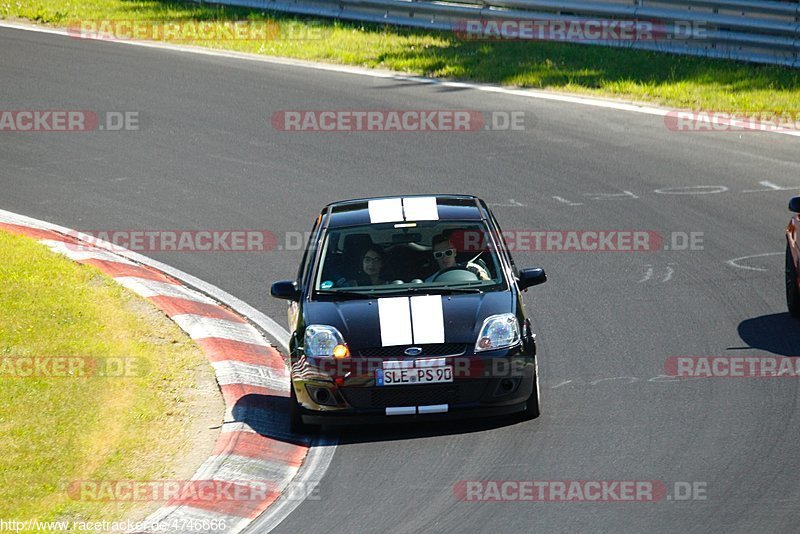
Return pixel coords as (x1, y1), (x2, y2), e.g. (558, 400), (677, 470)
(355, 343), (467, 358)
(340, 381), (487, 409)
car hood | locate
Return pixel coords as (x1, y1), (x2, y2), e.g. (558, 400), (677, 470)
(303, 291), (515, 349)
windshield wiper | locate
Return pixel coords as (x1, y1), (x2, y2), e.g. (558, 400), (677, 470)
(375, 286), (485, 296)
(315, 290), (377, 300)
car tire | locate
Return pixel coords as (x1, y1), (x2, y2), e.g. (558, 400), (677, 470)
(521, 372), (540, 420)
(786, 243), (800, 318)
(290, 382), (320, 435)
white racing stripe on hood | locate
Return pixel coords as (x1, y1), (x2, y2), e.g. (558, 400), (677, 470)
(410, 295), (445, 344)
(368, 198), (404, 223)
(378, 297), (413, 346)
(378, 295), (445, 346)
(402, 197), (439, 221)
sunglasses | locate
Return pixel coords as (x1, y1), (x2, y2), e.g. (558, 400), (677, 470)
(433, 248), (456, 259)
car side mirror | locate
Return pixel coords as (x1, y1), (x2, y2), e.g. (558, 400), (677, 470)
(271, 280), (300, 301)
(518, 268), (546, 290)
(789, 197), (800, 213)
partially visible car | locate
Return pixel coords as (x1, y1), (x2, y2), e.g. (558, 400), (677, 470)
(786, 196), (800, 316)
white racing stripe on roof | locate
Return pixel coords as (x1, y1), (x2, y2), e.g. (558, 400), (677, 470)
(367, 198), (404, 223)
(171, 314), (268, 346)
(402, 197), (439, 221)
(39, 239), (137, 265)
(410, 294), (445, 344)
(378, 297), (413, 346)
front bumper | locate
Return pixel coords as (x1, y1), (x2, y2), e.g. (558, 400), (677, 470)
(291, 345), (536, 425)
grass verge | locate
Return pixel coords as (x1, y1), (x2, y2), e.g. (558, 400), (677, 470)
(0, 229), (222, 526)
(2, 0), (800, 112)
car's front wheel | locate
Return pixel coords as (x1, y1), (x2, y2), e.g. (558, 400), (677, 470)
(520, 372), (540, 420)
(290, 382), (320, 435)
(786, 243), (800, 317)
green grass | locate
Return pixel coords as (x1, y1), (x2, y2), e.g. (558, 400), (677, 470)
(0, 229), (216, 526)
(3, 0), (800, 112)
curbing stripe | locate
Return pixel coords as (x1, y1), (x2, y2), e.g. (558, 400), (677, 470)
(195, 338), (286, 368)
(114, 276), (216, 304)
(172, 314), (268, 346)
(212, 432), (307, 466)
(0, 216), (323, 534)
(80, 258), (177, 283)
(131, 505), (249, 534)
(0, 222), (75, 242)
(212, 360), (289, 390)
(192, 454), (300, 490)
(149, 296), (248, 323)
(40, 239), (138, 265)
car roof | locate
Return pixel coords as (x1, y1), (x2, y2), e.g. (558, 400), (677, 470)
(321, 195), (488, 229)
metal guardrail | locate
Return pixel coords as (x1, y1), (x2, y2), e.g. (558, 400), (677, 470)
(200, 0), (800, 67)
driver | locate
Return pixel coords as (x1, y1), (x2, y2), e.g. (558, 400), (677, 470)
(425, 232), (490, 282)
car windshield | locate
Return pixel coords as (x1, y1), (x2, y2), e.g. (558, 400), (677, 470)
(312, 220), (507, 296)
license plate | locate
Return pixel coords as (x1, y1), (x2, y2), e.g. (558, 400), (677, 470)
(376, 366), (453, 386)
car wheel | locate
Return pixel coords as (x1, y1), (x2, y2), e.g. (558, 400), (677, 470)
(521, 372), (540, 420)
(786, 243), (800, 318)
(290, 382), (320, 435)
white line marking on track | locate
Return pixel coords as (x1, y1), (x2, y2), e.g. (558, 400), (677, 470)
(726, 252), (782, 272)
(3, 21), (800, 138)
(552, 196), (583, 206)
(662, 263), (676, 283)
(638, 265), (653, 283)
(742, 181), (800, 193)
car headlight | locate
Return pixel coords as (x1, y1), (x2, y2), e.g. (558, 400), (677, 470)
(475, 313), (520, 352)
(304, 325), (348, 358)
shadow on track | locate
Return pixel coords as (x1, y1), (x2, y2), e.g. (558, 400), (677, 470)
(232, 393), (528, 444)
(737, 312), (800, 356)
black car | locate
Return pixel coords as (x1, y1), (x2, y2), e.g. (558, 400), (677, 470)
(271, 195), (547, 433)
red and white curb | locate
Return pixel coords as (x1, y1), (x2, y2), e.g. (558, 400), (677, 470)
(0, 209), (334, 533)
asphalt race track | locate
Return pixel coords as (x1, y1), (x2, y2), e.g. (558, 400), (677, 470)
(4, 26), (800, 532)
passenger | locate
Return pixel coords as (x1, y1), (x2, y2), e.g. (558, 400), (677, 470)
(359, 245), (387, 286)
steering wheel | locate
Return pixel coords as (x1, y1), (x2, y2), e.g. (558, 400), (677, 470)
(431, 265), (478, 282)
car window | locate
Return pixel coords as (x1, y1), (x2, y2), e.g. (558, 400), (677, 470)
(312, 220), (508, 295)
